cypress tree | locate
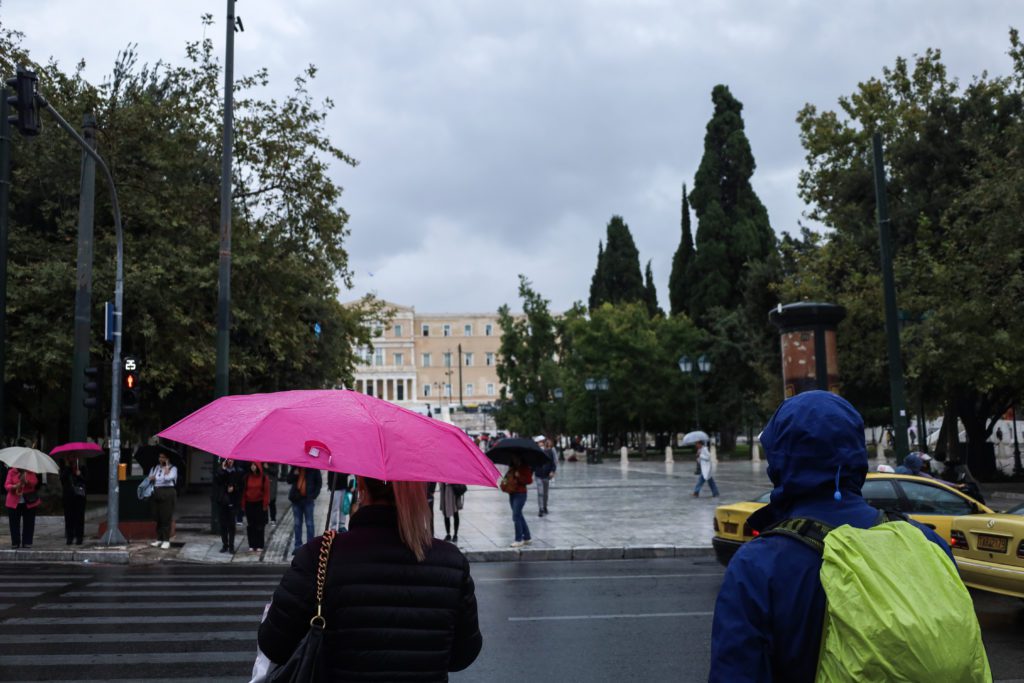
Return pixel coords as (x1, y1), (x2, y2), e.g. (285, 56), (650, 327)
(643, 260), (663, 317)
(668, 183), (695, 316)
(601, 215), (645, 305)
(588, 241), (607, 311)
(688, 85), (775, 321)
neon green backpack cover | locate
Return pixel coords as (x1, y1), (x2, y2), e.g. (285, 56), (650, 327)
(815, 521), (991, 682)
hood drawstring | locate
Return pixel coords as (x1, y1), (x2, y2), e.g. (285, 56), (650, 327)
(833, 465), (842, 502)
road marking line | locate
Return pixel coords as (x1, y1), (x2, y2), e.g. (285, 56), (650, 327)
(33, 600), (268, 610)
(476, 573), (722, 582)
(0, 631), (254, 644)
(0, 652), (254, 666)
(509, 611), (714, 621)
(2, 614), (261, 625)
(88, 581), (279, 587)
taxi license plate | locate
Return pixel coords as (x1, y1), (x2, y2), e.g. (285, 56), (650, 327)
(723, 522), (738, 535)
(976, 534), (1008, 553)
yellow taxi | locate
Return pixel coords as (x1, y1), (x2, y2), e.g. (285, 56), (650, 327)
(950, 502), (1024, 600)
(712, 473), (992, 566)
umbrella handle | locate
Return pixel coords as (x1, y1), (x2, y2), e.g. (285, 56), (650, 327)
(323, 471), (336, 534)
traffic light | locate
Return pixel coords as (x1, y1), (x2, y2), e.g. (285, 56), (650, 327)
(122, 356), (140, 415)
(5, 66), (41, 137)
(83, 366), (101, 411)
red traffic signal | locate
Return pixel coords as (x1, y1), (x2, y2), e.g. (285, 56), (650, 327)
(122, 356), (140, 415)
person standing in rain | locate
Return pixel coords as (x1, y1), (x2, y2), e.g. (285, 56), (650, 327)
(243, 461), (271, 552)
(59, 455), (88, 545)
(439, 482), (464, 542)
(264, 462), (281, 526)
(288, 466), (322, 556)
(533, 437), (557, 516)
(213, 458), (242, 553)
(693, 438), (719, 498)
(148, 451), (178, 549)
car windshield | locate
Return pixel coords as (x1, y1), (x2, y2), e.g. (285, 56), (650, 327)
(752, 491), (771, 503)
(1005, 502), (1024, 515)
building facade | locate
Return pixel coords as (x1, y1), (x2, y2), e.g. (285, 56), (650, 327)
(346, 302), (505, 413)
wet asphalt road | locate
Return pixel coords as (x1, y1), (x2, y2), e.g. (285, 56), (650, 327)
(0, 559), (1021, 682)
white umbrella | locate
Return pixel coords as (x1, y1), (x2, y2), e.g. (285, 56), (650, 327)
(0, 446), (60, 474)
(681, 430), (710, 446)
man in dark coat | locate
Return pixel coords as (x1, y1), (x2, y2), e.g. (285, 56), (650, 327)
(709, 391), (953, 683)
(287, 466), (322, 555)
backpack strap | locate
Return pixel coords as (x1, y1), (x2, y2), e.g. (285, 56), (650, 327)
(760, 509), (908, 554)
(759, 517), (835, 555)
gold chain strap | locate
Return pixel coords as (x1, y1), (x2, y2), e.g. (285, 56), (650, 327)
(310, 529), (336, 629)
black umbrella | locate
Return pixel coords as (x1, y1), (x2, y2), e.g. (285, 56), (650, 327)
(486, 438), (548, 467)
(134, 443), (185, 474)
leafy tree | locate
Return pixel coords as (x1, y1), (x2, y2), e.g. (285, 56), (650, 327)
(785, 37), (1024, 473)
(668, 183), (695, 316)
(642, 260), (663, 317)
(0, 17), (374, 445)
(495, 276), (563, 436)
(689, 85), (775, 322)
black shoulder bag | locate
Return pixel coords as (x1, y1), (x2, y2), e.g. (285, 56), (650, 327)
(268, 530), (337, 683)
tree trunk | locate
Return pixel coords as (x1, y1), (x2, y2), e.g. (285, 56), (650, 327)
(719, 427), (737, 455)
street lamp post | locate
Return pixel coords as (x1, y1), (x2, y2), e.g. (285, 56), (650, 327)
(584, 377), (609, 463)
(678, 355), (711, 428)
(1013, 404), (1023, 475)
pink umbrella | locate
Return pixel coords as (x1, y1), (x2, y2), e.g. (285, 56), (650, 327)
(51, 442), (104, 458)
(157, 389), (501, 487)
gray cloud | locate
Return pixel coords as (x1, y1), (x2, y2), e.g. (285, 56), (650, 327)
(5, 0), (1018, 313)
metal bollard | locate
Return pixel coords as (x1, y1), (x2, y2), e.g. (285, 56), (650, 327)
(620, 446), (629, 465)
(665, 445), (674, 464)
(751, 441), (761, 463)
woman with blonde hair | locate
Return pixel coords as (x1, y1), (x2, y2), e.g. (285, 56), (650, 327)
(259, 477), (482, 680)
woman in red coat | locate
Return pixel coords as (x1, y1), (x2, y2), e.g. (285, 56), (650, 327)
(504, 455), (533, 548)
(5, 468), (41, 549)
(242, 461), (270, 552)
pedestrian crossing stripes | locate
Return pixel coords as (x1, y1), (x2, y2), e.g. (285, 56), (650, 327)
(0, 565), (285, 682)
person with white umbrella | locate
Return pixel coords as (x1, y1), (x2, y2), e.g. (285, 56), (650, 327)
(692, 437), (719, 498)
(1, 447), (59, 549)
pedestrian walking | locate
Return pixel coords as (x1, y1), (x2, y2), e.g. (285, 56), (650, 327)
(5, 467), (40, 549)
(264, 462), (280, 526)
(213, 458), (242, 553)
(148, 452), (178, 549)
(328, 473), (354, 532)
(501, 456), (533, 547)
(243, 461), (270, 552)
(257, 477), (482, 680)
(427, 481), (437, 536)
(59, 456), (88, 545)
(533, 437), (557, 516)
(287, 465), (321, 555)
(709, 391), (989, 682)
(439, 482), (465, 542)
(692, 438), (719, 498)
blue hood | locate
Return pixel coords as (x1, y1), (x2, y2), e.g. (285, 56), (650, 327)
(760, 391), (869, 511)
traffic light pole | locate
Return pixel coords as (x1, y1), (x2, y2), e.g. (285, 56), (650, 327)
(69, 114), (97, 442)
(0, 96), (11, 441)
(35, 94), (127, 545)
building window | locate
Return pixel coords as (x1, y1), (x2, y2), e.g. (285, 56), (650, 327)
(485, 352), (495, 366)
(443, 324), (451, 337)
(443, 352), (452, 367)
(466, 384), (474, 397)
(422, 352), (431, 368)
(393, 352), (404, 366)
(367, 383), (375, 397)
(374, 349), (384, 366)
(464, 324), (472, 336)
(393, 324), (402, 338)
(464, 352), (474, 367)
(445, 383), (452, 397)
(487, 383), (495, 396)
(423, 384), (431, 397)
(485, 323), (493, 336)
(396, 383), (405, 401)
(421, 324), (429, 337)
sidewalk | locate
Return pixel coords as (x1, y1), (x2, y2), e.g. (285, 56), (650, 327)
(2, 457), (1020, 565)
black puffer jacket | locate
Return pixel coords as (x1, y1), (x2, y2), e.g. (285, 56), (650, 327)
(258, 504), (482, 681)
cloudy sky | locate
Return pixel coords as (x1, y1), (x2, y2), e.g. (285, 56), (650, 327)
(3, 1), (1018, 313)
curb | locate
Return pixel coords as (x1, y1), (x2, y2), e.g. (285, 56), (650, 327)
(991, 491), (1024, 501)
(464, 545), (715, 563)
(0, 548), (130, 565)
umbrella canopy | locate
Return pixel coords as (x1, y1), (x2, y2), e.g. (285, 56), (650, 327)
(51, 442), (103, 458)
(157, 389), (501, 488)
(133, 443), (186, 474)
(0, 447), (59, 474)
(486, 438), (549, 467)
(681, 430), (710, 447)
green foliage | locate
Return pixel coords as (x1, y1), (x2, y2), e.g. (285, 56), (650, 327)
(495, 276), (563, 436)
(785, 35), (1024, 453)
(668, 183), (695, 316)
(588, 215), (644, 310)
(689, 85), (775, 322)
(0, 17), (373, 443)
(642, 260), (663, 318)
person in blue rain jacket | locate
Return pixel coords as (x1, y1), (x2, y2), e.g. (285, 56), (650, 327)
(708, 391), (954, 683)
